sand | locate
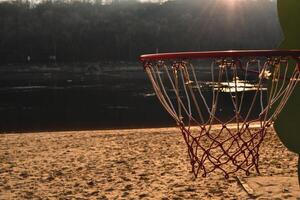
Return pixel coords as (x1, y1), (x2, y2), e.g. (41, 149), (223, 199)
(0, 126), (299, 199)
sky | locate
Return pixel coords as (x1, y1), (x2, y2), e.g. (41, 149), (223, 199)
(0, 0), (168, 3)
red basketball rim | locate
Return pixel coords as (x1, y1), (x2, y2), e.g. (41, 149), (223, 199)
(140, 49), (300, 62)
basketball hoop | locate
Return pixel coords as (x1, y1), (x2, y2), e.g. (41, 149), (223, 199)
(140, 50), (300, 178)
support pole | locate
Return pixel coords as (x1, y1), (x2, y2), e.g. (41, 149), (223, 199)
(298, 154), (300, 186)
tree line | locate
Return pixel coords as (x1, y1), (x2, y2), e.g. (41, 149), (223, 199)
(0, 0), (282, 63)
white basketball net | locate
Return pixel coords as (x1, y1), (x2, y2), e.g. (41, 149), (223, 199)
(144, 57), (299, 178)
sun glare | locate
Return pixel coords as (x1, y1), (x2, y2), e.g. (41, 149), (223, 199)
(227, 0), (238, 6)
(222, 0), (243, 11)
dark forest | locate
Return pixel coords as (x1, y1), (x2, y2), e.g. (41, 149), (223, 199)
(0, 0), (282, 63)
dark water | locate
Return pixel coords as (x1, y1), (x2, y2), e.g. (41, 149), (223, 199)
(0, 64), (174, 132)
(0, 63), (264, 133)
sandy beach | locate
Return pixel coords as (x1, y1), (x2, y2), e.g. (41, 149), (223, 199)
(0, 126), (299, 199)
